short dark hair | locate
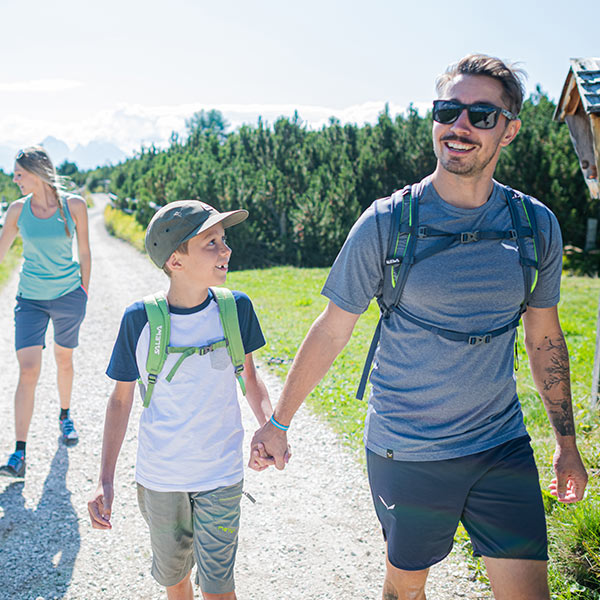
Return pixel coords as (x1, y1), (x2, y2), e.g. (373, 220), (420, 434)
(436, 54), (527, 115)
(162, 239), (190, 277)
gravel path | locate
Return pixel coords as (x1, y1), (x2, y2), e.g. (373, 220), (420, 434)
(0, 195), (492, 599)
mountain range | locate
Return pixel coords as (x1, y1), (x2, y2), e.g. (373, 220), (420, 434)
(0, 136), (128, 173)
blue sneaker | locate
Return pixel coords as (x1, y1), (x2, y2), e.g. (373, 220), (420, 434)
(0, 451), (26, 479)
(60, 416), (79, 446)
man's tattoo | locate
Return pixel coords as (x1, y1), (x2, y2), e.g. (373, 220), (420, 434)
(383, 581), (399, 600)
(538, 334), (576, 436)
(541, 335), (570, 392)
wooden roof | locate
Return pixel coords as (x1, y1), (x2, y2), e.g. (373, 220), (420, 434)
(554, 58), (600, 121)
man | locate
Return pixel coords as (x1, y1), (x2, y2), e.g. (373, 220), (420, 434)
(250, 54), (588, 600)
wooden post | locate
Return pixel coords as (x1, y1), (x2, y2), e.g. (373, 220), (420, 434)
(593, 295), (600, 407)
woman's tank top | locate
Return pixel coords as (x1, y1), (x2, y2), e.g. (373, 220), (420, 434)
(16, 194), (82, 300)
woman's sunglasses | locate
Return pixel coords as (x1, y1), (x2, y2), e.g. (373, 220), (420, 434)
(432, 100), (517, 130)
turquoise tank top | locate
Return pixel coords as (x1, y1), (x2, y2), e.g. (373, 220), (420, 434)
(17, 194), (82, 300)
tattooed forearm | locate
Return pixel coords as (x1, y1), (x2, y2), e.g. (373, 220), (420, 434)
(534, 334), (576, 437)
(539, 334), (570, 393)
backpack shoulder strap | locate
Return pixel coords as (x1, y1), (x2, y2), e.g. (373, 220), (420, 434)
(381, 185), (418, 313)
(503, 186), (540, 309)
(210, 287), (247, 395)
(356, 185), (416, 400)
(142, 291), (171, 408)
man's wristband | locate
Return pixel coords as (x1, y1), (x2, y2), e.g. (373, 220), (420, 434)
(270, 415), (289, 431)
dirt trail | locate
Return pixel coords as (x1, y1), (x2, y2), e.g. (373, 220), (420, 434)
(0, 195), (491, 599)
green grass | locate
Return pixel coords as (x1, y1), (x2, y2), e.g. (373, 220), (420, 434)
(104, 204), (146, 253)
(0, 237), (22, 289)
(105, 209), (600, 598)
(227, 266), (380, 449)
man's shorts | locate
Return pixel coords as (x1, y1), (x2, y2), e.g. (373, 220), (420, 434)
(367, 435), (548, 571)
(14, 286), (88, 351)
(137, 480), (243, 594)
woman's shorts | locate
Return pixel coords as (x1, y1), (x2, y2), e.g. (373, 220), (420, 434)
(14, 286), (88, 351)
(367, 435), (548, 571)
(137, 480), (243, 594)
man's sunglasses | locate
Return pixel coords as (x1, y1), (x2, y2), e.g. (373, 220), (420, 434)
(432, 100), (517, 130)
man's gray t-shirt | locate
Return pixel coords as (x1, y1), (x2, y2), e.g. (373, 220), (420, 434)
(322, 177), (563, 461)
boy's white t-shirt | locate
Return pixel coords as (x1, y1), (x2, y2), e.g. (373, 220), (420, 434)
(106, 291), (265, 492)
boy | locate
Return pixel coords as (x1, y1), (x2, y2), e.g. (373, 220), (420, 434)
(88, 200), (273, 600)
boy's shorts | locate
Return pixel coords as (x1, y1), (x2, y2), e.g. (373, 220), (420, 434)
(367, 435), (548, 571)
(14, 286), (88, 351)
(137, 480), (243, 594)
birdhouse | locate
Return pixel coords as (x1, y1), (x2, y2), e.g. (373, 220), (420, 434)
(554, 58), (600, 199)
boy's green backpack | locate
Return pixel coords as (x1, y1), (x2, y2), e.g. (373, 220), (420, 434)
(140, 287), (246, 408)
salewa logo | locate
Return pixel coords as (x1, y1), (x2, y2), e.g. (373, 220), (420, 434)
(501, 243), (518, 252)
(218, 526), (236, 534)
(153, 326), (162, 355)
(379, 495), (395, 511)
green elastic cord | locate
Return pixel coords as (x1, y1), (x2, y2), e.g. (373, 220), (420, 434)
(143, 375), (157, 408)
(514, 328), (520, 372)
(391, 197), (410, 288)
(236, 370), (246, 395)
(520, 198), (539, 293)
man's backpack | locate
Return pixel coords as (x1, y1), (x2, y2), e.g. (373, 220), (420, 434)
(356, 184), (541, 400)
(140, 287), (246, 408)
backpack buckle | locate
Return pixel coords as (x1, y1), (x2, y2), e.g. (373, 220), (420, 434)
(147, 373), (158, 383)
(509, 229), (517, 240)
(417, 226), (428, 238)
(460, 231), (480, 243)
(468, 334), (491, 345)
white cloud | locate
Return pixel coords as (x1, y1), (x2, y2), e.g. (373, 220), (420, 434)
(0, 79), (83, 92)
(0, 100), (431, 169)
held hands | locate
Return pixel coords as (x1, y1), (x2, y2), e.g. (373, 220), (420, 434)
(87, 482), (114, 530)
(248, 420), (292, 471)
(548, 443), (588, 503)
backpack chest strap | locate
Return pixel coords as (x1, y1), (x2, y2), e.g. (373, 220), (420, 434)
(165, 339), (228, 382)
(392, 305), (522, 345)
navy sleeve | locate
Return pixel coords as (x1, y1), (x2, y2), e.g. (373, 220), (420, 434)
(233, 291), (266, 354)
(106, 301), (148, 381)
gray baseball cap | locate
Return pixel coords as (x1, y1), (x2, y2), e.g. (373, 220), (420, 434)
(145, 200), (248, 268)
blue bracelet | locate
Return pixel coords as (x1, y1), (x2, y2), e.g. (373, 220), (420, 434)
(270, 415), (289, 431)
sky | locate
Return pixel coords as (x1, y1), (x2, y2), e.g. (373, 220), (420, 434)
(1, 0), (598, 170)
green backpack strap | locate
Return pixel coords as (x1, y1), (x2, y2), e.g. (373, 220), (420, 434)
(210, 287), (247, 395)
(142, 291), (171, 408)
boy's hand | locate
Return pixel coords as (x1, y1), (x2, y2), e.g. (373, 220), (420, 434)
(88, 482), (114, 529)
(249, 442), (274, 471)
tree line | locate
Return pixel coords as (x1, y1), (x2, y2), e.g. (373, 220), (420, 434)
(9, 90), (599, 269)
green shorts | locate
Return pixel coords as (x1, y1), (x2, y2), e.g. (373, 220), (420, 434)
(137, 480), (243, 594)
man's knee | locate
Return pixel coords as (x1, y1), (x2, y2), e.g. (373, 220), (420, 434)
(385, 560), (428, 600)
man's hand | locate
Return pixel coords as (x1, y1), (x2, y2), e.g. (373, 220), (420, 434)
(88, 482), (114, 529)
(249, 421), (290, 471)
(548, 443), (588, 503)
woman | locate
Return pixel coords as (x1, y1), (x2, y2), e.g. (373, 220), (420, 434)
(0, 146), (91, 479)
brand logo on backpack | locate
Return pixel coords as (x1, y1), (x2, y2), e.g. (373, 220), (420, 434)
(153, 325), (162, 355)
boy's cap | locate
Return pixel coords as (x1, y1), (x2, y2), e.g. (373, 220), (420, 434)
(145, 200), (248, 268)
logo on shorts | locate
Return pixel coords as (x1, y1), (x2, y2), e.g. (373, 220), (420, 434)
(153, 325), (162, 355)
(378, 495), (395, 511)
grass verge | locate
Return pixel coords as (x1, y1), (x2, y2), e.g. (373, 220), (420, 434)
(0, 237), (22, 290)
